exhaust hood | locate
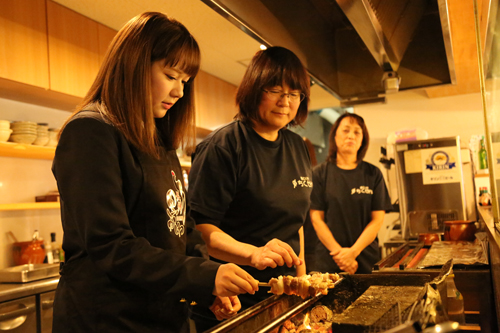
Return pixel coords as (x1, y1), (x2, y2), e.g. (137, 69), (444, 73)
(201, 0), (456, 106)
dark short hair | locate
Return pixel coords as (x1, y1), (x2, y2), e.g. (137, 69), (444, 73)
(327, 113), (370, 163)
(235, 46), (310, 127)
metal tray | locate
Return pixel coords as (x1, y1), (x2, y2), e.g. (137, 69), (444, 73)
(0, 264), (60, 283)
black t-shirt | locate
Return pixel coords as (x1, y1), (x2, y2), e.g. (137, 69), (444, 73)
(52, 111), (219, 333)
(188, 121), (313, 284)
(310, 161), (392, 274)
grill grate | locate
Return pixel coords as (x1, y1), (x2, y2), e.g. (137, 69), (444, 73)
(367, 300), (425, 333)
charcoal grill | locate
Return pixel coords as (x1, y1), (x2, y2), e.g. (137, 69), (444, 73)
(205, 274), (451, 333)
(373, 240), (496, 332)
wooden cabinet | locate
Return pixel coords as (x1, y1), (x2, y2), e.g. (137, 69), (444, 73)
(47, 1), (101, 97)
(0, 0), (117, 106)
(97, 24), (117, 63)
(194, 71), (238, 129)
(0, 0), (49, 88)
(0, 0), (235, 133)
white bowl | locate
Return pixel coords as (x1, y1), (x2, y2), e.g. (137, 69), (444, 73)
(37, 124), (49, 132)
(11, 121), (37, 126)
(0, 129), (12, 142)
(9, 133), (36, 144)
(33, 136), (50, 146)
(12, 129), (37, 134)
(11, 124), (37, 130)
(0, 120), (10, 130)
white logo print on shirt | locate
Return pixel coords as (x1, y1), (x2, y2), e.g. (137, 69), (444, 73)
(351, 186), (373, 195)
(292, 176), (313, 188)
(166, 170), (186, 237)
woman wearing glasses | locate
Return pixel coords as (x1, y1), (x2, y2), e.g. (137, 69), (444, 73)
(188, 46), (312, 330)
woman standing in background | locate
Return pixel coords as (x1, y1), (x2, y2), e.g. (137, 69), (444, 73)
(188, 46), (313, 331)
(51, 12), (257, 333)
(309, 113), (392, 275)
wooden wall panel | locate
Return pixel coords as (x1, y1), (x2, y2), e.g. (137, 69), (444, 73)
(97, 24), (116, 64)
(194, 70), (238, 130)
(0, 0), (49, 88)
(47, 0), (100, 97)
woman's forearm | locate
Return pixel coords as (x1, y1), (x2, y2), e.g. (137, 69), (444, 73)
(196, 224), (257, 266)
(197, 223), (302, 271)
(310, 209), (341, 254)
(351, 210), (385, 256)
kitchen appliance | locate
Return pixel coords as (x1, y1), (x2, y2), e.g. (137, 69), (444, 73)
(373, 240), (493, 332)
(206, 274), (452, 333)
(201, 0), (456, 106)
(379, 137), (496, 331)
(40, 291), (55, 333)
(394, 136), (477, 240)
(0, 296), (37, 332)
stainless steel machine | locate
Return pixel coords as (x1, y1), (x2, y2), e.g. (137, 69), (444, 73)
(394, 136), (477, 239)
(375, 137), (495, 332)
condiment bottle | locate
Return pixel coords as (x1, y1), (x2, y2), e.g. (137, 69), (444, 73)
(45, 241), (54, 264)
(446, 273), (465, 324)
(479, 187), (492, 206)
(51, 232), (61, 264)
(479, 136), (488, 170)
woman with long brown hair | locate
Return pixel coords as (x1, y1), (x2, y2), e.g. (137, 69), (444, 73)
(52, 12), (257, 333)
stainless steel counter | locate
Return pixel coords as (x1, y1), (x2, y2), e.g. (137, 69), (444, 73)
(478, 206), (500, 249)
(477, 206), (500, 332)
(0, 276), (59, 303)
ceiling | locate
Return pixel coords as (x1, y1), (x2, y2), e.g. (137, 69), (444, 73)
(52, 0), (341, 110)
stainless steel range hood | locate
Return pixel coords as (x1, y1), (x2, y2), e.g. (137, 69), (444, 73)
(201, 0), (456, 106)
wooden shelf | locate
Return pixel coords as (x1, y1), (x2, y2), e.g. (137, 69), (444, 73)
(0, 141), (55, 160)
(0, 140), (193, 166)
(0, 202), (60, 211)
(475, 172), (490, 178)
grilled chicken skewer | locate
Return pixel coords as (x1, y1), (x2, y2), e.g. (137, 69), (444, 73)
(260, 272), (341, 299)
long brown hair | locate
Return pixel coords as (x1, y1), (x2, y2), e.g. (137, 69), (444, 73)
(61, 12), (200, 158)
(235, 46), (310, 127)
(327, 113), (370, 164)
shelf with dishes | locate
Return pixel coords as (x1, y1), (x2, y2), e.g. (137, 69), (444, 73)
(0, 142), (56, 160)
(0, 202), (60, 211)
(0, 142), (195, 164)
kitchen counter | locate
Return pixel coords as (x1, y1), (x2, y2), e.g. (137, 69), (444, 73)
(479, 206), (500, 249)
(477, 206), (500, 331)
(0, 276), (59, 303)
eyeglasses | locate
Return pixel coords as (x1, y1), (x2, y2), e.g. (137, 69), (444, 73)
(262, 89), (305, 103)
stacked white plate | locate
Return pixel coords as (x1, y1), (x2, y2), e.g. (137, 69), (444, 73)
(33, 123), (49, 146)
(0, 120), (12, 142)
(46, 128), (60, 147)
(10, 121), (37, 144)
